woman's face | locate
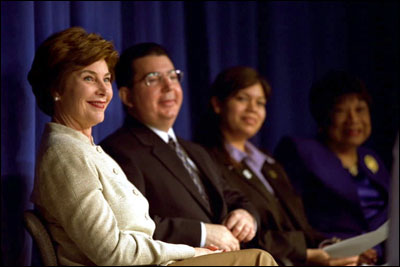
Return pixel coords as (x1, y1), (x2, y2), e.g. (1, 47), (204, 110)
(326, 93), (371, 150)
(54, 59), (113, 131)
(216, 83), (267, 141)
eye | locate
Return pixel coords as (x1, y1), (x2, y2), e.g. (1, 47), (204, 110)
(103, 77), (111, 83)
(169, 73), (179, 81)
(235, 95), (248, 102)
(84, 76), (94, 82)
(145, 72), (161, 85)
(147, 76), (159, 83)
(257, 100), (266, 107)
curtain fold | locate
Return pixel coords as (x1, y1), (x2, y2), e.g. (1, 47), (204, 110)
(1, 1), (398, 265)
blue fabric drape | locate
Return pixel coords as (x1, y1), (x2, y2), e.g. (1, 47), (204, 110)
(1, 1), (398, 265)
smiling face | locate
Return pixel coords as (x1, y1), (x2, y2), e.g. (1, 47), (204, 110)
(125, 55), (183, 131)
(214, 83), (267, 143)
(326, 93), (371, 150)
(53, 59), (113, 132)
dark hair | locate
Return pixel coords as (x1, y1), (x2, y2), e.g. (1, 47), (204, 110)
(211, 66), (271, 104)
(27, 27), (119, 116)
(115, 42), (170, 89)
(195, 66), (271, 151)
(309, 70), (372, 130)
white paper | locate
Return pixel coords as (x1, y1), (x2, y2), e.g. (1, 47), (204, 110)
(323, 220), (389, 258)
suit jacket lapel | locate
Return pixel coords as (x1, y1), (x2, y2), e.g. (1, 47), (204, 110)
(236, 163), (274, 203)
(125, 119), (212, 214)
(211, 149), (271, 203)
(178, 139), (223, 212)
(260, 163), (305, 222)
(180, 140), (219, 190)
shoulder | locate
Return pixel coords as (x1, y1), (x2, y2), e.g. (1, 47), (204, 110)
(39, 129), (91, 162)
(275, 136), (329, 160)
(35, 129), (104, 193)
(277, 136), (323, 151)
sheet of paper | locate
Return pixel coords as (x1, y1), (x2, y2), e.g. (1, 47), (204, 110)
(323, 220), (389, 258)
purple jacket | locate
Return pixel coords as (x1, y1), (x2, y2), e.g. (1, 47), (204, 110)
(274, 136), (389, 240)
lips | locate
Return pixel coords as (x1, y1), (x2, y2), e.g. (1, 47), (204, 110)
(87, 101), (107, 109)
(345, 129), (362, 137)
(242, 116), (258, 125)
(159, 93), (176, 106)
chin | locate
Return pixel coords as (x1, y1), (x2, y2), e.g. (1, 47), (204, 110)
(90, 117), (105, 127)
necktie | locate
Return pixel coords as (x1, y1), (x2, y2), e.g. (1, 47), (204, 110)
(168, 137), (210, 204)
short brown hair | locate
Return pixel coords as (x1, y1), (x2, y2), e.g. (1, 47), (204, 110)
(28, 27), (119, 116)
(115, 42), (170, 89)
(211, 66), (271, 103)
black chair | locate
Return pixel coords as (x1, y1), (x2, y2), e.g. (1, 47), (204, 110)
(23, 209), (58, 266)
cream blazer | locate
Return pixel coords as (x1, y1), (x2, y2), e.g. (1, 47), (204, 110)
(31, 122), (194, 266)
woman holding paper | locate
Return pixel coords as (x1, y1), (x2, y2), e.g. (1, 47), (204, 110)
(275, 70), (390, 264)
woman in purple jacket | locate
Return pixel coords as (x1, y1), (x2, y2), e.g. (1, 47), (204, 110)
(275, 70), (389, 264)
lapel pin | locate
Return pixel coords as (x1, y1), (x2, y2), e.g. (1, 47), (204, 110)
(243, 169), (252, 179)
(268, 170), (278, 179)
(364, 154), (379, 174)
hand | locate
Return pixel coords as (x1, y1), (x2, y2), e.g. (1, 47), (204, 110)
(204, 223), (240, 251)
(306, 249), (359, 266)
(193, 247), (222, 257)
(358, 248), (377, 265)
(222, 209), (256, 242)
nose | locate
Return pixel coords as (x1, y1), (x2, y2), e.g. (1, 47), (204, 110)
(246, 99), (257, 112)
(96, 80), (109, 96)
(161, 75), (174, 92)
(346, 108), (359, 123)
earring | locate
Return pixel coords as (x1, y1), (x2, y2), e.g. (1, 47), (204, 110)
(54, 96), (60, 101)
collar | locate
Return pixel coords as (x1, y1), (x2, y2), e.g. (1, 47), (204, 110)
(146, 124), (177, 144)
(225, 141), (275, 166)
(47, 122), (95, 146)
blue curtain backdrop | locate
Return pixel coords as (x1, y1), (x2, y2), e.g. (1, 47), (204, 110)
(1, 1), (399, 265)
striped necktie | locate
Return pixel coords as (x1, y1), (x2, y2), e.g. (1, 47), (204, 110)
(168, 137), (209, 204)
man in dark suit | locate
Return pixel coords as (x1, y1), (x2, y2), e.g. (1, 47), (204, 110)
(100, 43), (258, 252)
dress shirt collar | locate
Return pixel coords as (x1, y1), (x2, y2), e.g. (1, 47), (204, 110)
(225, 141), (265, 168)
(146, 124), (177, 144)
(225, 141), (275, 168)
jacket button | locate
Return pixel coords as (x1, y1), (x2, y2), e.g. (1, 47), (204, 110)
(96, 146), (102, 153)
(113, 168), (119, 175)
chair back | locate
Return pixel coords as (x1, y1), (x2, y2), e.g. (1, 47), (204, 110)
(23, 209), (58, 266)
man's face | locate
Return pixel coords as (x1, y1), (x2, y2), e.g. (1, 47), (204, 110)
(128, 55), (183, 131)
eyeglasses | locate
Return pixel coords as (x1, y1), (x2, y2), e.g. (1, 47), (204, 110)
(139, 69), (184, 87)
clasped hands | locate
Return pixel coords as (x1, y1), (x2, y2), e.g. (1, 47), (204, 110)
(204, 209), (256, 252)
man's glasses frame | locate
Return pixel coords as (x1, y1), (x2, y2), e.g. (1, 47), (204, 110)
(137, 69), (184, 87)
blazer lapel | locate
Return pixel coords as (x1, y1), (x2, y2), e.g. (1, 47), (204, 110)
(211, 149), (271, 203)
(305, 144), (361, 207)
(236, 163), (274, 203)
(261, 163), (306, 221)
